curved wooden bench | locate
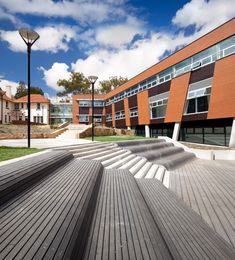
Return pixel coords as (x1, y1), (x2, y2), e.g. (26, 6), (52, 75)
(0, 150), (73, 206)
(0, 159), (103, 260)
(137, 179), (235, 260)
(83, 169), (172, 260)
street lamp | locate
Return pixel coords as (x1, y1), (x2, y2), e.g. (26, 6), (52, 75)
(88, 76), (98, 141)
(19, 28), (40, 148)
(0, 87), (6, 124)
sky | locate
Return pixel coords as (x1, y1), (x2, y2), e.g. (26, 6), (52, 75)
(0, 0), (234, 98)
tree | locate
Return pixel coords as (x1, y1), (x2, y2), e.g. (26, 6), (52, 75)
(99, 76), (128, 94)
(14, 81), (44, 98)
(15, 81), (27, 99)
(57, 72), (91, 96)
(30, 86), (44, 95)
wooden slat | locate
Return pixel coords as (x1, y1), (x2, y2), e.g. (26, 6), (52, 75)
(0, 150), (73, 206)
(83, 169), (172, 260)
(0, 159), (103, 260)
(169, 159), (235, 248)
(137, 179), (235, 260)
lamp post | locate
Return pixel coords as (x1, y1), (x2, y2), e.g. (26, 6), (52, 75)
(0, 87), (6, 124)
(19, 28), (40, 148)
(88, 76), (98, 141)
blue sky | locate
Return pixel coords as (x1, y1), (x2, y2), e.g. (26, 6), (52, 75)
(0, 0), (234, 97)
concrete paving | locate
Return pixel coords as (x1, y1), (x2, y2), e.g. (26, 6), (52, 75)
(0, 138), (92, 149)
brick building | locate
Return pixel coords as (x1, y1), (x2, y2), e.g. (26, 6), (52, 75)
(73, 18), (235, 147)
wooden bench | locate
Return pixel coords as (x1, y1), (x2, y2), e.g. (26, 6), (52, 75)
(116, 139), (164, 147)
(137, 179), (235, 260)
(0, 150), (73, 206)
(0, 159), (103, 260)
(83, 169), (172, 260)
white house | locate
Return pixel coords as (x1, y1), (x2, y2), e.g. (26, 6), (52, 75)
(14, 94), (50, 124)
(0, 87), (15, 124)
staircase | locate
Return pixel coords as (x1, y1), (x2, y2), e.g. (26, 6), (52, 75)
(117, 139), (195, 170)
(56, 124), (90, 139)
(60, 139), (195, 185)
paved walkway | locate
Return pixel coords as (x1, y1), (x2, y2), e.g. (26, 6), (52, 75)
(0, 138), (92, 149)
(169, 159), (235, 248)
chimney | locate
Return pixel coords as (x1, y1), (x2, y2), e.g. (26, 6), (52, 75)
(5, 85), (12, 98)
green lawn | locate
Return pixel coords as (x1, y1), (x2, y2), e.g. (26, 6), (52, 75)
(85, 135), (147, 142)
(0, 146), (43, 162)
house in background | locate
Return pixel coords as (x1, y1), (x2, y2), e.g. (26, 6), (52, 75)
(0, 87), (15, 124)
(14, 94), (50, 124)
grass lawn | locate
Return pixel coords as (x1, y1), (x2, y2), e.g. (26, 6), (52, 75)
(85, 135), (148, 142)
(0, 146), (43, 162)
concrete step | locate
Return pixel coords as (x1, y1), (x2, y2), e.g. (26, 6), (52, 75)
(68, 124), (90, 130)
(129, 158), (148, 175)
(155, 166), (166, 181)
(153, 151), (195, 170)
(119, 157), (142, 170)
(134, 162), (153, 179)
(163, 170), (170, 188)
(79, 148), (122, 160)
(103, 151), (133, 168)
(145, 164), (159, 179)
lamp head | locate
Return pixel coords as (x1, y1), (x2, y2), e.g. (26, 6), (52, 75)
(88, 75), (98, 84)
(19, 28), (40, 45)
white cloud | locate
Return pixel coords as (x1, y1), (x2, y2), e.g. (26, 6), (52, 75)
(0, 24), (77, 53)
(173, 0), (235, 33)
(95, 17), (144, 48)
(0, 79), (19, 96)
(71, 31), (195, 83)
(24, 0), (235, 93)
(39, 62), (71, 91)
(0, 0), (128, 24)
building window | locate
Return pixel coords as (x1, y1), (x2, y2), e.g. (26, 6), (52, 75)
(185, 86), (211, 114)
(41, 116), (43, 123)
(115, 110), (125, 120)
(6, 101), (9, 109)
(79, 100), (91, 107)
(37, 103), (41, 110)
(79, 115), (89, 123)
(106, 114), (112, 122)
(150, 99), (168, 119)
(129, 107), (138, 117)
(15, 103), (19, 110)
(94, 100), (104, 107)
(21, 103), (24, 109)
(5, 115), (7, 123)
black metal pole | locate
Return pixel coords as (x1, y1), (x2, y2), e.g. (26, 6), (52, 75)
(91, 82), (94, 141)
(1, 94), (3, 123)
(27, 44), (31, 148)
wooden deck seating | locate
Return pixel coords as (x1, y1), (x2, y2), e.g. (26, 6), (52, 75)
(137, 179), (235, 260)
(0, 150), (73, 206)
(0, 151), (234, 260)
(116, 139), (163, 147)
(83, 169), (172, 260)
(0, 159), (103, 260)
